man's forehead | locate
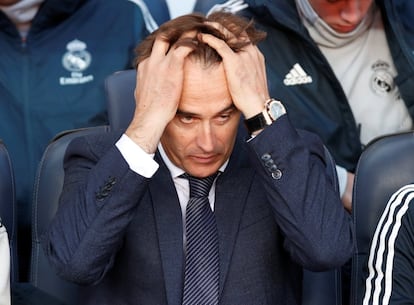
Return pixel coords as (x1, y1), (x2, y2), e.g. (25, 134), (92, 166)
(177, 103), (236, 115)
(183, 57), (223, 74)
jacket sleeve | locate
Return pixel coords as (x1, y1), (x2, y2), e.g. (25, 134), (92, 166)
(246, 115), (355, 271)
(362, 184), (414, 305)
(43, 133), (149, 285)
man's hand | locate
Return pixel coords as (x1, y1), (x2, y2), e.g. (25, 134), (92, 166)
(198, 24), (270, 120)
(342, 172), (354, 213)
(125, 36), (194, 153)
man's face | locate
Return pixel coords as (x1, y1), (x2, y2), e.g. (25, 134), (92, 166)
(0, 0), (20, 5)
(309, 0), (374, 33)
(161, 60), (240, 178)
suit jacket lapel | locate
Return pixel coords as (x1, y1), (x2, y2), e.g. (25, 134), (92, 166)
(150, 156), (184, 305)
(150, 137), (253, 304)
(215, 148), (255, 296)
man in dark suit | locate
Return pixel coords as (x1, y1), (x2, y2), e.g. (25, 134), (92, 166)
(44, 12), (354, 305)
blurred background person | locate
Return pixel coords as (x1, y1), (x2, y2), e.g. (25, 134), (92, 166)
(165, 0), (196, 18)
(0, 0), (161, 281)
(144, 0), (170, 24)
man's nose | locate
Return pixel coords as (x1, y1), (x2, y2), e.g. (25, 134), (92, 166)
(341, 1), (363, 25)
(197, 123), (215, 152)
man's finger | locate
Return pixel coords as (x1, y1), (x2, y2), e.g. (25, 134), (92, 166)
(151, 35), (171, 57)
(198, 32), (235, 60)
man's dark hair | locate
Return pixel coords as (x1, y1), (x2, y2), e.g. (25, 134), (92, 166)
(134, 12), (266, 68)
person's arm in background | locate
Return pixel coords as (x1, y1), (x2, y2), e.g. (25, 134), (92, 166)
(336, 166), (354, 212)
(363, 184), (414, 304)
(0, 219), (11, 305)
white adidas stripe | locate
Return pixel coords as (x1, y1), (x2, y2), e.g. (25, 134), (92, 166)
(363, 184), (414, 305)
(127, 0), (159, 33)
(206, 0), (249, 16)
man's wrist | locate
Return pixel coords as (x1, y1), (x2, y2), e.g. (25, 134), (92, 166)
(244, 98), (286, 134)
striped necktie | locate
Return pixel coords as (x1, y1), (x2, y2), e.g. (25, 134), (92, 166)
(182, 173), (219, 305)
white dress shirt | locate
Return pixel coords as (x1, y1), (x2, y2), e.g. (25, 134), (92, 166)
(115, 134), (228, 241)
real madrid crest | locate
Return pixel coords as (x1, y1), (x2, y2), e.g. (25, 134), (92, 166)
(370, 60), (395, 96)
(60, 39), (94, 85)
(62, 39), (91, 72)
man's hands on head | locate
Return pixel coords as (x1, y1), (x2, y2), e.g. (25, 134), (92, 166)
(126, 20), (272, 153)
(125, 35), (194, 154)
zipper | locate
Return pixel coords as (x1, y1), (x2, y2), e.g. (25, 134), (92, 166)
(21, 37), (36, 182)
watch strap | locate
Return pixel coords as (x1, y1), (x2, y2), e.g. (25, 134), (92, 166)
(244, 98), (286, 134)
(244, 112), (268, 134)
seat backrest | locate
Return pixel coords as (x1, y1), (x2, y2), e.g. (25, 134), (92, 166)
(350, 131), (414, 305)
(31, 126), (109, 305)
(0, 139), (17, 281)
(105, 69), (136, 130)
(105, 69), (344, 305)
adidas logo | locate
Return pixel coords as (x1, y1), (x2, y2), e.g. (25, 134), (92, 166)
(283, 63), (313, 86)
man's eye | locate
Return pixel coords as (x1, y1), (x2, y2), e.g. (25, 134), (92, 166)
(216, 114), (231, 123)
(179, 115), (194, 124)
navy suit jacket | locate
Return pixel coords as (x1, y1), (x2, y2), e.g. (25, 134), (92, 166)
(44, 116), (354, 305)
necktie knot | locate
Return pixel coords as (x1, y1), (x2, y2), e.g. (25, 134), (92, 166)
(184, 173), (218, 198)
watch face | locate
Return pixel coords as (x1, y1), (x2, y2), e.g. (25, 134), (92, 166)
(268, 100), (286, 120)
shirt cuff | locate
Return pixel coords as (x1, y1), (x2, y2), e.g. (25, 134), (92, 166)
(115, 134), (159, 178)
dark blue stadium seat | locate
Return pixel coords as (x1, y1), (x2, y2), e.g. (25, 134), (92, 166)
(30, 126), (109, 305)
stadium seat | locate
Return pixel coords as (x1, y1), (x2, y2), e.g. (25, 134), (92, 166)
(30, 126), (109, 305)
